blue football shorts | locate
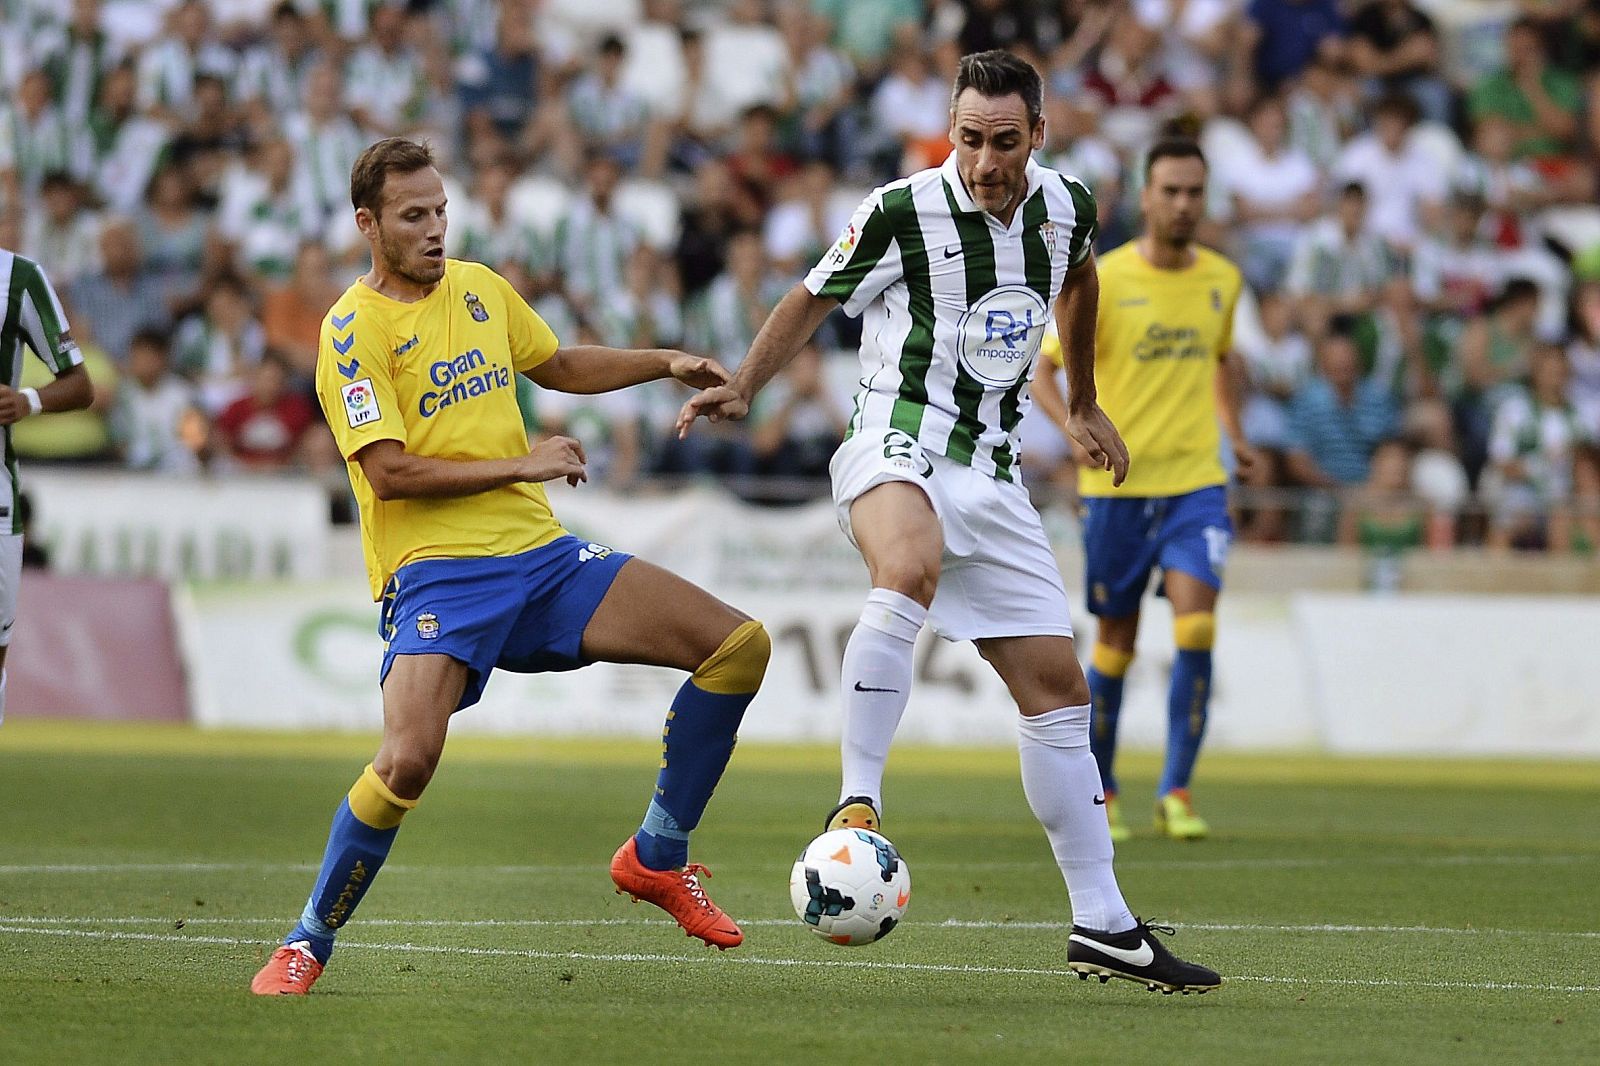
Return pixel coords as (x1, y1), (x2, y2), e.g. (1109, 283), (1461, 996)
(378, 534), (632, 710)
(1079, 485), (1232, 619)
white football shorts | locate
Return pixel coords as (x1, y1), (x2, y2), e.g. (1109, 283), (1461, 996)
(829, 428), (1074, 642)
(0, 534), (20, 647)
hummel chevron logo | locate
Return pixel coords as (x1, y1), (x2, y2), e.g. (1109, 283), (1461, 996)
(853, 681), (899, 694)
(1070, 933), (1154, 968)
(331, 311), (355, 330)
(332, 334), (354, 355)
(337, 358), (359, 380)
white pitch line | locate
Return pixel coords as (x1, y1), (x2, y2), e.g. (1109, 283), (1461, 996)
(0, 853), (1593, 876)
(1, 924), (1595, 994)
(5, 916), (1600, 940)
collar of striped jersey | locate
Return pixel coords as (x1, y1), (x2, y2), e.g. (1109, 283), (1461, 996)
(940, 153), (1046, 228)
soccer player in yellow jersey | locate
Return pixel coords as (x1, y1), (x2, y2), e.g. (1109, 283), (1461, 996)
(252, 139), (771, 995)
(1035, 140), (1253, 842)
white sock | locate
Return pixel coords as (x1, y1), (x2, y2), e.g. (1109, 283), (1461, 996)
(0, 669), (6, 726)
(1017, 704), (1136, 933)
(839, 588), (926, 810)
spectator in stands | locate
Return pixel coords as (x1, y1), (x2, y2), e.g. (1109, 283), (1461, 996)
(1284, 182), (1398, 349)
(871, 45), (952, 174)
(262, 241), (342, 384)
(690, 229), (783, 375)
(1564, 278), (1600, 436)
(136, 161), (211, 287)
(0, 68), (81, 210)
(1455, 276), (1542, 481)
(234, 2), (320, 124)
(777, 7), (856, 172)
(1482, 344), (1590, 552)
(135, 0), (235, 124)
(88, 62), (168, 216)
(725, 105), (799, 223)
(284, 60), (367, 231)
(1332, 92), (1445, 253)
(111, 327), (203, 473)
(554, 151), (639, 305)
(173, 272), (266, 415)
(454, 154), (542, 291)
(70, 217), (175, 365)
(1285, 324), (1400, 491)
(217, 137), (321, 283)
(1220, 94), (1321, 293)
(23, 172), (101, 289)
(343, 3), (425, 134)
(1346, 0), (1450, 125)
(456, 0), (541, 143)
(676, 158), (753, 298)
(567, 34), (652, 174)
(763, 159), (846, 278)
(1241, 290), (1314, 456)
(1337, 438), (1425, 578)
(1245, 0), (1347, 92)
(1081, 11), (1182, 152)
(214, 350), (315, 471)
(811, 0), (923, 81)
(1411, 191), (1503, 396)
(749, 342), (846, 486)
(1285, 53), (1361, 172)
(1468, 17), (1583, 165)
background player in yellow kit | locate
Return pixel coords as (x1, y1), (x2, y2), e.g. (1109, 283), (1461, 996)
(1035, 139), (1253, 842)
(252, 138), (769, 995)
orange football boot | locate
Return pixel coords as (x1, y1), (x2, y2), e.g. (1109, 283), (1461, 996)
(250, 941), (324, 995)
(610, 836), (743, 949)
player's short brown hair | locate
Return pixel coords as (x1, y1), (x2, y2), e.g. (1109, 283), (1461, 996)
(349, 137), (435, 215)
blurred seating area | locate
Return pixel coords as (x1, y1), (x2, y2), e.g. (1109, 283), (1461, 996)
(7, 0), (1600, 556)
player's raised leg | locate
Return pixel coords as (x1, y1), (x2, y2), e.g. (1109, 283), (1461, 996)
(581, 558), (770, 949)
(978, 633), (1220, 993)
(251, 654), (463, 995)
(1155, 569), (1218, 840)
(828, 481), (942, 831)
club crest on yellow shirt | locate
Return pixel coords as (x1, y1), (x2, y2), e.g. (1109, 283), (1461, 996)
(464, 291), (490, 322)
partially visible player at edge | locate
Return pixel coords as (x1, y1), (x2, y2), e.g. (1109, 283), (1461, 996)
(1033, 140), (1252, 843)
(677, 51), (1220, 994)
(251, 138), (770, 996)
(0, 248), (93, 726)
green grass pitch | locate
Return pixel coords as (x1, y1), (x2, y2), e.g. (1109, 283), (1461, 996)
(2, 722), (1596, 1064)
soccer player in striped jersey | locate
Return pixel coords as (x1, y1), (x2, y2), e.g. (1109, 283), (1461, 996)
(0, 249), (93, 726)
(679, 51), (1220, 994)
(1034, 140), (1253, 843)
(251, 139), (770, 995)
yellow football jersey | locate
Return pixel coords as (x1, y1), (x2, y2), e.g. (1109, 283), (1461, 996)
(316, 259), (564, 599)
(1047, 242), (1241, 497)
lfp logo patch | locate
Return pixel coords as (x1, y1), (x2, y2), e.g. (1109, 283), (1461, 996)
(341, 377), (380, 427)
(416, 612), (440, 640)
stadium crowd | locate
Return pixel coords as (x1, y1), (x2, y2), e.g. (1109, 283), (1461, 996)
(6, 0), (1600, 553)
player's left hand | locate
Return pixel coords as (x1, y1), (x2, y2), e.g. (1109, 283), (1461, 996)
(1232, 440), (1261, 478)
(1066, 402), (1131, 488)
(667, 352), (732, 390)
(0, 385), (31, 426)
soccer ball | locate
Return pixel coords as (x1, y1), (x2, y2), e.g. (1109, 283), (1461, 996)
(789, 828), (911, 946)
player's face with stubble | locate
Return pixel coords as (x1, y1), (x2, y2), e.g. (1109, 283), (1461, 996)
(366, 166), (448, 286)
(1141, 156), (1207, 246)
(950, 89), (1042, 218)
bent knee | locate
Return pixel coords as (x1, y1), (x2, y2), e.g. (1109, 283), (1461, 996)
(693, 619), (771, 695)
(375, 747), (442, 800)
(869, 558), (940, 606)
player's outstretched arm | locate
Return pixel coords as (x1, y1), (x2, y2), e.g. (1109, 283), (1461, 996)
(526, 346), (731, 396)
(676, 283), (836, 438)
(1053, 257), (1130, 487)
(354, 437), (588, 500)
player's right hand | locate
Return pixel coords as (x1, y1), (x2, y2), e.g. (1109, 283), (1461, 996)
(675, 385), (750, 439)
(522, 435), (588, 487)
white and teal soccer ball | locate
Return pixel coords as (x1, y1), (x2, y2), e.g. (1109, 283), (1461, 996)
(789, 828), (911, 946)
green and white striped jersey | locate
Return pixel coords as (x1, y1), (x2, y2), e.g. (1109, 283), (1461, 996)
(805, 154), (1096, 483)
(0, 249), (84, 531)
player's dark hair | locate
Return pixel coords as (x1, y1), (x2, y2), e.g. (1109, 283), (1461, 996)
(1339, 180), (1367, 200)
(1143, 139), (1206, 181)
(350, 137), (436, 215)
(1497, 276), (1541, 308)
(951, 50), (1043, 127)
(129, 327), (172, 355)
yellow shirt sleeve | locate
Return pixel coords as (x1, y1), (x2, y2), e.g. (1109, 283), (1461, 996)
(317, 310), (406, 460)
(489, 269), (560, 374)
(1042, 326), (1064, 369)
